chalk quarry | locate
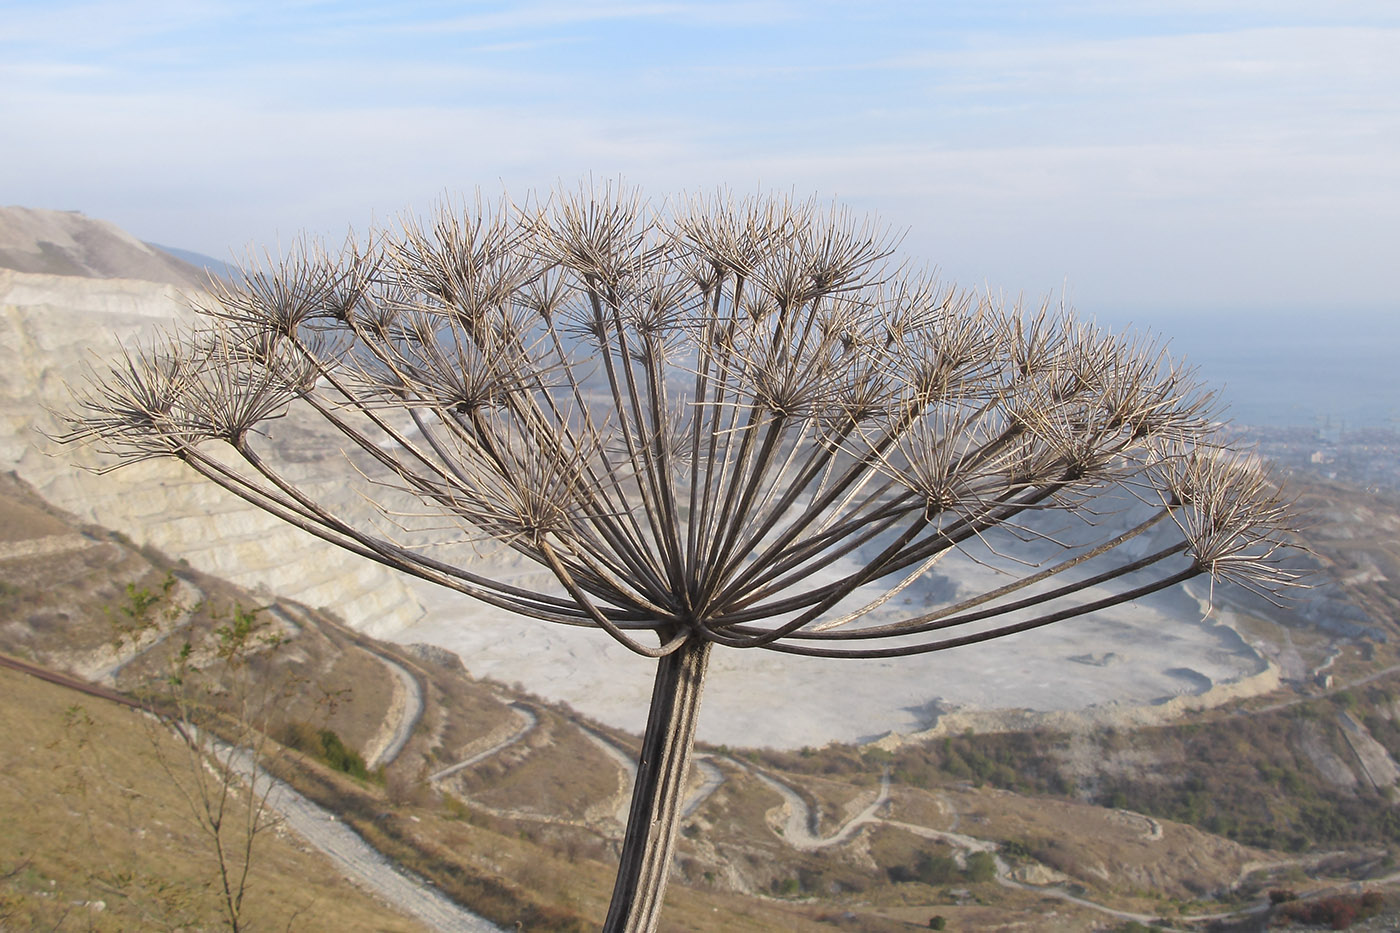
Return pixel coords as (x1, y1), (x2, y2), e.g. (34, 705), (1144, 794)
(0, 206), (1310, 748)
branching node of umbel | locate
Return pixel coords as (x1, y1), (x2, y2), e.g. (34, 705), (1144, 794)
(59, 186), (1300, 933)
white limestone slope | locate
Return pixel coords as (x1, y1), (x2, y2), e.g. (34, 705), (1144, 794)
(0, 207), (1295, 750)
(0, 266), (1287, 748)
(0, 267), (424, 636)
(396, 518), (1281, 749)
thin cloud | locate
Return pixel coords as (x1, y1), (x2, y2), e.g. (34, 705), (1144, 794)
(400, 1), (794, 35)
(465, 36), (586, 54)
(2, 2), (1395, 314)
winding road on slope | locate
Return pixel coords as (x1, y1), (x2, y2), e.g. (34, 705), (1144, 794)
(363, 651), (427, 770)
(578, 726), (638, 824)
(0, 652), (502, 933)
(215, 738), (504, 933)
(740, 763), (893, 851)
(430, 706), (728, 830)
(683, 756), (726, 818)
(727, 761), (1223, 930)
(280, 602), (427, 771)
(428, 701), (538, 783)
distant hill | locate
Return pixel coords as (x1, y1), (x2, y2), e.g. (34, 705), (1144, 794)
(0, 206), (213, 289)
(146, 241), (241, 284)
(0, 210), (428, 644)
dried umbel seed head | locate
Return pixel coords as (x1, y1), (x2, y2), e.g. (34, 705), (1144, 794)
(60, 184), (1299, 933)
(1159, 447), (1299, 598)
(59, 340), (196, 466)
(62, 187), (1299, 653)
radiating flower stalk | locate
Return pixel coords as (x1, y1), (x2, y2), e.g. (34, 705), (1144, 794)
(60, 187), (1300, 933)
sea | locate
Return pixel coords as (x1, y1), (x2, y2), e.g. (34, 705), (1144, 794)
(1095, 309), (1399, 430)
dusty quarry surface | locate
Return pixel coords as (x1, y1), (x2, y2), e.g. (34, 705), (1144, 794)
(0, 209), (1346, 750)
(394, 552), (1281, 748)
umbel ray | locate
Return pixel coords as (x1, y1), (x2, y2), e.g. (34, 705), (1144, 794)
(61, 187), (1299, 933)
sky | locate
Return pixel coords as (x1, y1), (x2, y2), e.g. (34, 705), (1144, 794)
(2, 1), (1398, 318)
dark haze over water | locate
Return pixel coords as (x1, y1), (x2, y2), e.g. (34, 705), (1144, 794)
(1101, 309), (1399, 430)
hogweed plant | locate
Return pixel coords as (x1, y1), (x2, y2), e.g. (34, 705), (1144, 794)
(61, 188), (1298, 932)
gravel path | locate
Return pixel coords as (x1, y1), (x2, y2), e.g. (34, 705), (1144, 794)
(682, 755), (725, 819)
(740, 762), (891, 851)
(217, 739), (505, 933)
(364, 652), (425, 770)
(428, 702), (537, 783)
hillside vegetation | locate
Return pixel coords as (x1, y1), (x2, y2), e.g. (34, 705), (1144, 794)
(5, 467), (1400, 931)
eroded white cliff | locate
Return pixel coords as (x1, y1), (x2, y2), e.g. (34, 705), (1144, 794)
(0, 267), (424, 635)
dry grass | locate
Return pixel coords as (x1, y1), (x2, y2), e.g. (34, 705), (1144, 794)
(920, 783), (1266, 904)
(0, 542), (150, 663)
(451, 709), (626, 820)
(417, 659), (519, 758)
(0, 492), (69, 542)
(267, 613), (403, 755)
(0, 665), (426, 932)
(870, 891), (1110, 933)
(882, 785), (953, 829)
(9, 465), (1400, 931)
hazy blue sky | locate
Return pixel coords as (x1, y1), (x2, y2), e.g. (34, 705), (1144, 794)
(3, 1), (1397, 316)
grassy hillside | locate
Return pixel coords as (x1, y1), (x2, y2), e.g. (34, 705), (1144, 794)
(6, 467), (1400, 931)
(0, 662), (427, 932)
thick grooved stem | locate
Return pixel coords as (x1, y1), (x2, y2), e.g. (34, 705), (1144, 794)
(603, 637), (711, 933)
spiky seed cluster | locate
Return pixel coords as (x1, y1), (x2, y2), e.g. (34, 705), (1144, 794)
(1158, 447), (1297, 596)
(60, 188), (1300, 659)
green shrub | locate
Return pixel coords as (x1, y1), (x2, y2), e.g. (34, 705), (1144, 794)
(999, 839), (1032, 861)
(917, 854), (960, 885)
(276, 722), (368, 780)
(964, 851), (997, 883)
(317, 728), (369, 779)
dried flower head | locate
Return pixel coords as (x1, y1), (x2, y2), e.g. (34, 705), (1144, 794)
(60, 186), (1299, 933)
